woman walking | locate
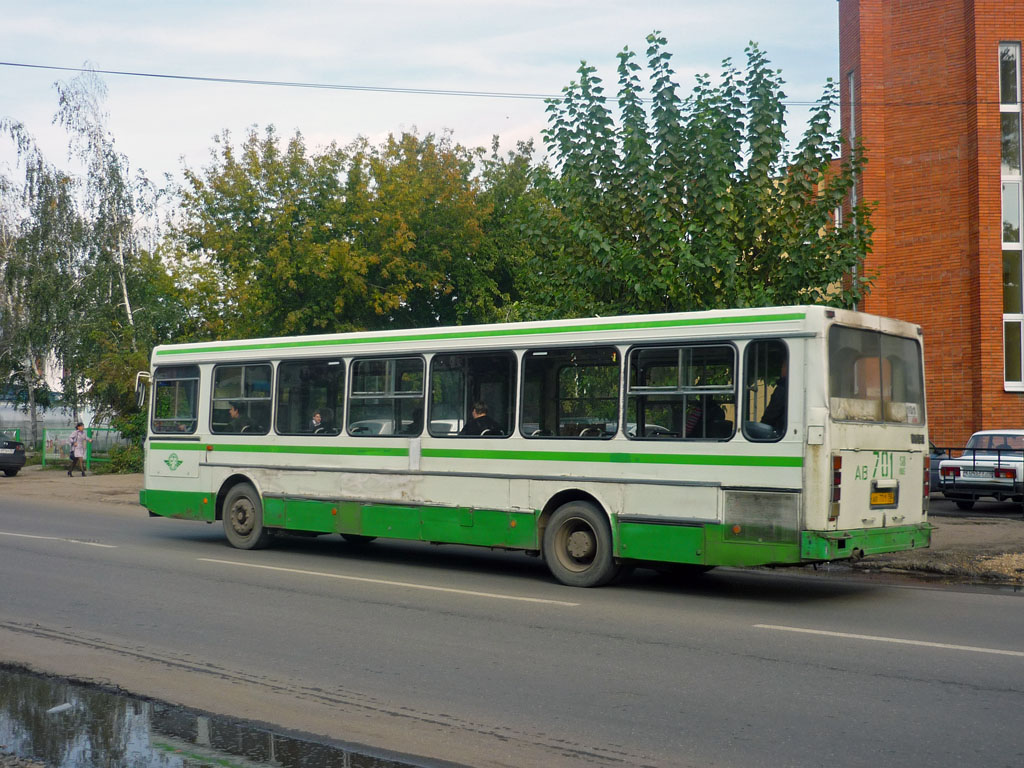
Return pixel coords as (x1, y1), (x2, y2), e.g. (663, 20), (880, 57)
(67, 423), (92, 477)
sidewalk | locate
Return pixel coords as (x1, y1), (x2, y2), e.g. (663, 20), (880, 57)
(2, 464), (142, 508)
(2, 465), (1022, 583)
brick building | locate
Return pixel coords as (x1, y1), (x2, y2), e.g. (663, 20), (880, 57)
(838, 0), (1024, 445)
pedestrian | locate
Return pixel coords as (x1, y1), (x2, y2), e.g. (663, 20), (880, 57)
(67, 423), (92, 477)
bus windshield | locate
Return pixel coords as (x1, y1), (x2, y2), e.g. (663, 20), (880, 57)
(828, 326), (925, 425)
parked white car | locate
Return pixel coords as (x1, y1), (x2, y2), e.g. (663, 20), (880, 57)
(938, 429), (1024, 510)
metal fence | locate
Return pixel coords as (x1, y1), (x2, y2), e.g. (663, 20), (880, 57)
(42, 427), (130, 470)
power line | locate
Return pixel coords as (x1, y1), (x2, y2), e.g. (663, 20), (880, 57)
(5, 60), (1003, 108)
(0, 60), (835, 106)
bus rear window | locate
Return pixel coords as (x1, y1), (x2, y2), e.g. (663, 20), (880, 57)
(828, 327), (925, 424)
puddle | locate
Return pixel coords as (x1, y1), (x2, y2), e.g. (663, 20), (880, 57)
(0, 665), (433, 768)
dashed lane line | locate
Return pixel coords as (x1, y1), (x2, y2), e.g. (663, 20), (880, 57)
(0, 531), (117, 548)
(755, 624), (1024, 657)
(198, 557), (580, 606)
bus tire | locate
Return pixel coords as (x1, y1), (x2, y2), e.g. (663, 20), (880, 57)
(543, 501), (620, 587)
(955, 500), (975, 511)
(223, 483), (272, 550)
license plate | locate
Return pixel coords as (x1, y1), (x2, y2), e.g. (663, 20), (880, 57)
(870, 490), (895, 505)
(0, 448), (13, 454)
(962, 470), (992, 479)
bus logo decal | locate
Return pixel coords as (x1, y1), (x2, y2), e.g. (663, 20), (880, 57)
(164, 453), (183, 471)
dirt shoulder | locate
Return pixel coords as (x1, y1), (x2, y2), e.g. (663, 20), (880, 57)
(1, 464), (142, 508)
(3, 466), (1023, 584)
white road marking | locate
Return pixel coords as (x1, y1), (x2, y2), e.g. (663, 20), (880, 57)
(755, 624), (1024, 658)
(0, 531), (116, 548)
(198, 558), (580, 606)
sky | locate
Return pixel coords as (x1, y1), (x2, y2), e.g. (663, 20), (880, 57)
(0, 0), (840, 185)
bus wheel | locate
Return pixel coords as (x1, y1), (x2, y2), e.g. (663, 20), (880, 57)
(955, 500), (975, 511)
(340, 533), (377, 544)
(223, 483), (272, 550)
(543, 501), (620, 587)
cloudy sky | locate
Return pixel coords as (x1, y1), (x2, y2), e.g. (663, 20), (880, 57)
(0, 0), (839, 183)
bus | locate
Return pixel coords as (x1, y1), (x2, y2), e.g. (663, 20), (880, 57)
(138, 305), (932, 587)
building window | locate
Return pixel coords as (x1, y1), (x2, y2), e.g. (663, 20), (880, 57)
(1001, 43), (1024, 388)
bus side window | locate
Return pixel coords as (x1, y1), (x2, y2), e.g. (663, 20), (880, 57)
(521, 347), (619, 439)
(429, 352), (515, 438)
(211, 364), (272, 435)
(275, 359), (345, 436)
(743, 340), (788, 442)
(152, 365), (200, 434)
(626, 345), (735, 440)
(348, 357), (423, 437)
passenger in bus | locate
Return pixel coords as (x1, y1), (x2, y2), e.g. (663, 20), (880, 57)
(401, 407), (424, 435)
(314, 408), (334, 434)
(760, 360), (788, 435)
(229, 402), (255, 432)
(460, 401), (501, 436)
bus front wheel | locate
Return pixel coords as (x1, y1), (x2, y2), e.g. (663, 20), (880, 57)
(543, 501), (620, 587)
(223, 483), (272, 550)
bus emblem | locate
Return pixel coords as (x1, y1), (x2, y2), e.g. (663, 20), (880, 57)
(164, 453), (183, 471)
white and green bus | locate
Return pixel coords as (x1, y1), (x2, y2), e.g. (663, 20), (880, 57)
(139, 305), (932, 587)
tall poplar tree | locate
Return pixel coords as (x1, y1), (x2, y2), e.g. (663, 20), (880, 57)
(523, 33), (872, 318)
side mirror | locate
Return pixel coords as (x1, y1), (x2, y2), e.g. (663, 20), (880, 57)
(134, 372), (151, 409)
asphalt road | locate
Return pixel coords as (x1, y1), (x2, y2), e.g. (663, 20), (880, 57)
(1, 494), (1023, 768)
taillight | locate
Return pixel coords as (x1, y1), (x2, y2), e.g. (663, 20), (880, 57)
(829, 454), (842, 520)
(940, 466), (961, 478)
(995, 467), (1017, 479)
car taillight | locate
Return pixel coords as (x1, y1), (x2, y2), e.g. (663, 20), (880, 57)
(829, 454), (841, 520)
(995, 467), (1017, 479)
(940, 466), (961, 478)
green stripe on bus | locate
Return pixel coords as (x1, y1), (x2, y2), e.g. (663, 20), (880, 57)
(154, 311), (807, 356)
(421, 448), (802, 468)
(150, 441), (801, 467)
(149, 442), (408, 457)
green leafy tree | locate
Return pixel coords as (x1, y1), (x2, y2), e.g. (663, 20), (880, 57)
(51, 71), (181, 423)
(524, 33), (872, 318)
(2, 71), (182, 452)
(0, 120), (83, 446)
(173, 128), (523, 338)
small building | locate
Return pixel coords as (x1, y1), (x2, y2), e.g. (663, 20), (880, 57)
(838, 0), (1024, 446)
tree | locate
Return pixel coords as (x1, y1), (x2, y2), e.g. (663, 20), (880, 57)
(172, 128), (524, 338)
(51, 71), (180, 423)
(1, 71), (182, 451)
(523, 33), (872, 319)
(0, 122), (81, 447)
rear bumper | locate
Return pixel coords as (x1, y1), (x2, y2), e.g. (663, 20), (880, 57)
(940, 480), (1023, 501)
(0, 453), (27, 471)
(802, 523), (933, 561)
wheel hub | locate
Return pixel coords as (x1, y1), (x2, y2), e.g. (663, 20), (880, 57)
(230, 501), (254, 535)
(566, 529), (594, 560)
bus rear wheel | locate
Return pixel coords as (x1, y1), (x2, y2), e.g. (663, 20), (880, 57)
(223, 483), (272, 550)
(543, 501), (620, 587)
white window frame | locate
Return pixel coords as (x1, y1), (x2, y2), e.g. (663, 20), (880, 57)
(1000, 43), (1024, 390)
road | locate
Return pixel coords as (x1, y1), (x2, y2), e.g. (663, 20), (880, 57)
(1, 493), (1022, 768)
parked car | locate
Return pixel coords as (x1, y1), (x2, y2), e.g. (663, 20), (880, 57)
(938, 430), (1024, 510)
(928, 442), (948, 494)
(0, 435), (27, 476)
